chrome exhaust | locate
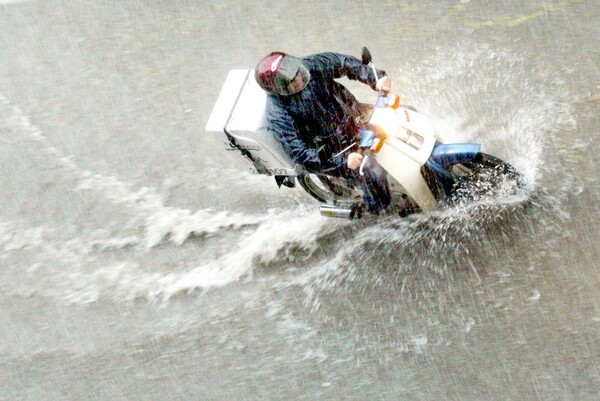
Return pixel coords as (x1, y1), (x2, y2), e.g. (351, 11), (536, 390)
(319, 203), (363, 219)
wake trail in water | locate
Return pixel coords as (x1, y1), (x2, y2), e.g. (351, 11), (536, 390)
(1, 207), (345, 304)
(0, 94), (268, 247)
(2, 94), (343, 303)
(0, 95), (344, 303)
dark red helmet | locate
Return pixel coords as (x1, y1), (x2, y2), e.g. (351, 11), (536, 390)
(254, 52), (310, 96)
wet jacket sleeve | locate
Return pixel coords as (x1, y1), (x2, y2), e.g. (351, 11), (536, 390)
(266, 98), (348, 172)
(311, 52), (386, 90)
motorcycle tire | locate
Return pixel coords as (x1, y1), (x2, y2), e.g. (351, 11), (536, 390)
(451, 152), (523, 202)
(297, 173), (357, 203)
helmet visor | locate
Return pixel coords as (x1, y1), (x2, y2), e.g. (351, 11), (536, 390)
(273, 57), (310, 95)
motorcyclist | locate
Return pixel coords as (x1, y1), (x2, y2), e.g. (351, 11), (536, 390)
(254, 51), (392, 215)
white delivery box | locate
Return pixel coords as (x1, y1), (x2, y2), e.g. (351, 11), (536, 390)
(205, 69), (297, 176)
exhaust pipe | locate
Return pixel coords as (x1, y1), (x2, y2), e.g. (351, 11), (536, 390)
(320, 203), (363, 220)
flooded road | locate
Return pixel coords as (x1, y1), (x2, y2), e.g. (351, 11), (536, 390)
(1, 1), (599, 400)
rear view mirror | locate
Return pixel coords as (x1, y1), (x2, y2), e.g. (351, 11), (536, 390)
(361, 47), (372, 65)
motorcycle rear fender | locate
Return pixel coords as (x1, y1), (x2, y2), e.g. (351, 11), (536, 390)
(430, 142), (481, 167)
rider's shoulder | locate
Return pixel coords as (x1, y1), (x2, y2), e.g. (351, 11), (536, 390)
(265, 96), (291, 117)
(302, 52), (342, 65)
(265, 95), (282, 108)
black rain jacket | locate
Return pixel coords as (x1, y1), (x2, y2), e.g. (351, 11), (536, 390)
(265, 52), (385, 175)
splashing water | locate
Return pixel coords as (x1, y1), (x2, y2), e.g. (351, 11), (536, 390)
(280, 41), (581, 301)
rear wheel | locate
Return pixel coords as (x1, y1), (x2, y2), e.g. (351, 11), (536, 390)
(297, 173), (358, 203)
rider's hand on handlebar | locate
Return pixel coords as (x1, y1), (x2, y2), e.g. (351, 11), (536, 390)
(377, 76), (391, 93)
(347, 152), (363, 170)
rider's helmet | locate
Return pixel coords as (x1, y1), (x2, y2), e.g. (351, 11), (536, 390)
(254, 52), (310, 96)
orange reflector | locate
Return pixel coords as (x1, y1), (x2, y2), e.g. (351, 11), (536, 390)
(387, 95), (401, 109)
(370, 137), (385, 153)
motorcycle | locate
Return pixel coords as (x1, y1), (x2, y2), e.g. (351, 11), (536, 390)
(205, 48), (522, 219)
